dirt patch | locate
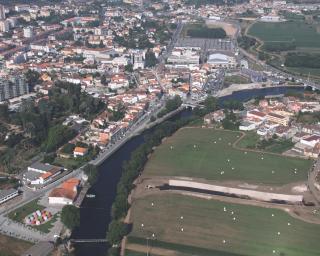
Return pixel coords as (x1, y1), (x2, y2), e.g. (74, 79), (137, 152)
(126, 243), (179, 256)
(205, 20), (238, 37)
(0, 233), (32, 256)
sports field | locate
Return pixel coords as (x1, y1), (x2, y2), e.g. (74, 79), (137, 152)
(248, 21), (320, 49)
(143, 128), (312, 185)
(129, 194), (320, 256)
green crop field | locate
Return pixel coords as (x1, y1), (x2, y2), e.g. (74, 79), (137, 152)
(129, 194), (320, 256)
(143, 128), (312, 185)
(248, 21), (320, 49)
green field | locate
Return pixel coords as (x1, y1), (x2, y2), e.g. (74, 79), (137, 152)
(129, 194), (320, 256)
(143, 128), (312, 185)
(248, 21), (320, 49)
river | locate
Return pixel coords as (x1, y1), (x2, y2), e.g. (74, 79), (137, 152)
(72, 86), (304, 255)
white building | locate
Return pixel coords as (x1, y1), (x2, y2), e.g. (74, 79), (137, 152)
(239, 121), (256, 131)
(48, 178), (80, 205)
(23, 26), (34, 38)
(207, 53), (236, 68)
(0, 20), (9, 32)
(0, 5), (5, 20)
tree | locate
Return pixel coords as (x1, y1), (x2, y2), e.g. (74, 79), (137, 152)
(124, 64), (133, 73)
(0, 104), (9, 121)
(101, 74), (107, 85)
(25, 70), (40, 91)
(106, 220), (129, 245)
(61, 205), (80, 230)
(145, 50), (157, 68)
(83, 164), (99, 185)
(204, 96), (218, 113)
(44, 124), (77, 152)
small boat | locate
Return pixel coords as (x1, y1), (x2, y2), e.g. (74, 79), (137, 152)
(86, 194), (96, 198)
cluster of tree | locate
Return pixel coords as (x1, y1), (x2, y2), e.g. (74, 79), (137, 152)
(113, 27), (154, 49)
(106, 115), (197, 255)
(25, 69), (40, 91)
(187, 27), (226, 39)
(263, 41), (296, 52)
(193, 96), (243, 117)
(44, 124), (76, 152)
(285, 53), (320, 69)
(221, 110), (240, 130)
(297, 112), (320, 124)
(56, 31), (74, 41)
(222, 100), (244, 110)
(0, 80), (105, 172)
(145, 50), (158, 68)
(61, 205), (80, 230)
(83, 164), (99, 185)
(109, 103), (126, 122)
(240, 9), (258, 18)
(64, 55), (85, 63)
(157, 96), (182, 118)
(279, 10), (305, 20)
(49, 81), (105, 119)
(37, 12), (74, 25)
(257, 137), (294, 152)
(237, 36), (256, 50)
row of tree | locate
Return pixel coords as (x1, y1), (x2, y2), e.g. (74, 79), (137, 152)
(106, 115), (198, 255)
(157, 96), (183, 118)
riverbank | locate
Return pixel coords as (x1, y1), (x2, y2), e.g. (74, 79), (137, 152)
(215, 83), (304, 98)
(90, 106), (185, 167)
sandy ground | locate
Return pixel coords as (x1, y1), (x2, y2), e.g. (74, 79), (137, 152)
(126, 243), (179, 256)
(205, 20), (238, 38)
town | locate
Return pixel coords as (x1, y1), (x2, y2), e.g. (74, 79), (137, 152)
(0, 0), (320, 255)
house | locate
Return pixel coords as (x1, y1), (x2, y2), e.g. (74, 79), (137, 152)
(73, 147), (88, 158)
(48, 178), (80, 205)
(0, 189), (19, 204)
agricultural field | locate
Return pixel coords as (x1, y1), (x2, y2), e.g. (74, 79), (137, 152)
(143, 128), (312, 185)
(128, 194), (320, 256)
(248, 21), (320, 49)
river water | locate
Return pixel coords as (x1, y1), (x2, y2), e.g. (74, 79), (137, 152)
(73, 86), (304, 255)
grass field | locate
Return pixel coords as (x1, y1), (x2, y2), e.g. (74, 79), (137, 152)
(248, 21), (320, 49)
(143, 128), (312, 185)
(129, 194), (320, 256)
(0, 234), (32, 256)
